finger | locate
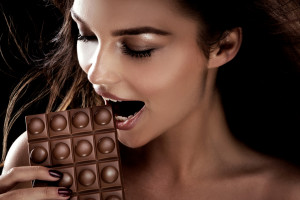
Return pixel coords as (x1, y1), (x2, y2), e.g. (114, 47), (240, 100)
(0, 187), (72, 200)
(0, 166), (62, 193)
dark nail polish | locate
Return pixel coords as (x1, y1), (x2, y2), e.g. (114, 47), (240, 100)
(49, 169), (63, 178)
(58, 188), (72, 197)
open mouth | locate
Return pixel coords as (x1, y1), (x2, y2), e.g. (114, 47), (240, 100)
(103, 97), (145, 122)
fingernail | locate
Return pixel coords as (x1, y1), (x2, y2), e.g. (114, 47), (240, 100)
(58, 188), (72, 197)
(49, 169), (63, 178)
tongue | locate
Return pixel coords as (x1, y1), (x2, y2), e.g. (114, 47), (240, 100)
(110, 101), (144, 117)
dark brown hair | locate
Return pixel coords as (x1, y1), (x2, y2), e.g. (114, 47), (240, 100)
(2, 0), (300, 164)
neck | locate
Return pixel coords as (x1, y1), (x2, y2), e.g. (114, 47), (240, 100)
(122, 69), (270, 185)
(142, 91), (231, 178)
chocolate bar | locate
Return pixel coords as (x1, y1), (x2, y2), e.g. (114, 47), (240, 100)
(26, 105), (125, 200)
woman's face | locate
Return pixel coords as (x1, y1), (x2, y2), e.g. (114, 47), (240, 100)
(72, 0), (210, 147)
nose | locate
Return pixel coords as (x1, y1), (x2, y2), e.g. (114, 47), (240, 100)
(87, 46), (121, 86)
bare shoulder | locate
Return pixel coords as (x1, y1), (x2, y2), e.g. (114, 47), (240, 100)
(281, 164), (300, 199)
(265, 158), (300, 199)
(2, 132), (29, 174)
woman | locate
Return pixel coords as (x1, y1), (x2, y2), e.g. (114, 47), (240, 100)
(1, 0), (300, 199)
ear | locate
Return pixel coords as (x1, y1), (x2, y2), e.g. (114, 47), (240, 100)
(207, 27), (242, 69)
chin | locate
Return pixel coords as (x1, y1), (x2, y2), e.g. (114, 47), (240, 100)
(117, 129), (150, 149)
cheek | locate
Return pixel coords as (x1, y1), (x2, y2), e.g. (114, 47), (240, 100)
(127, 44), (207, 101)
(77, 42), (98, 73)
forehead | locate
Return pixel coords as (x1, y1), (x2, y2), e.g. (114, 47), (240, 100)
(71, 0), (196, 31)
(72, 0), (175, 16)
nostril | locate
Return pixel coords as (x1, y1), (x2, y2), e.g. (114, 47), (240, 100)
(87, 65), (99, 84)
(87, 64), (122, 85)
(92, 84), (109, 95)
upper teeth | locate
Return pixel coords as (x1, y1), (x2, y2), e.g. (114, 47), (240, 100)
(102, 97), (122, 103)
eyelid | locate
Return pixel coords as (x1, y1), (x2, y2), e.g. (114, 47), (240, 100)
(120, 42), (155, 58)
(76, 34), (157, 58)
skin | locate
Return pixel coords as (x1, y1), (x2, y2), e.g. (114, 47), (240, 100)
(2, 0), (300, 199)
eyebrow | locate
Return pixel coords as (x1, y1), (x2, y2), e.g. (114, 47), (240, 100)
(111, 27), (171, 36)
(71, 9), (171, 36)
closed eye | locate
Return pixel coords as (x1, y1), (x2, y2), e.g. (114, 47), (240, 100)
(77, 33), (155, 59)
(120, 43), (155, 58)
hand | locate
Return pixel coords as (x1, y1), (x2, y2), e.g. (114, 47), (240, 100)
(0, 166), (72, 200)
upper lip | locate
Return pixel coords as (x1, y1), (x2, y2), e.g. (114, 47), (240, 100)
(93, 85), (144, 103)
(97, 91), (130, 102)
(94, 87), (135, 102)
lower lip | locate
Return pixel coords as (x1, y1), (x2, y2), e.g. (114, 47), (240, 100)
(115, 106), (145, 130)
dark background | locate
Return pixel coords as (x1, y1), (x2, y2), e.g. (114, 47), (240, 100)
(0, 0), (62, 173)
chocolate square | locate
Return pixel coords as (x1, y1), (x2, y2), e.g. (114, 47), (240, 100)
(95, 132), (118, 160)
(76, 164), (99, 192)
(29, 141), (51, 166)
(48, 111), (71, 137)
(98, 161), (122, 189)
(26, 114), (48, 141)
(50, 138), (74, 165)
(92, 106), (115, 131)
(70, 108), (93, 134)
(73, 135), (96, 163)
(54, 166), (77, 192)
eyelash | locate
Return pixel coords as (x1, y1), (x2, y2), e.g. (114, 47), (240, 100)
(77, 34), (97, 42)
(77, 34), (154, 58)
(120, 43), (154, 58)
